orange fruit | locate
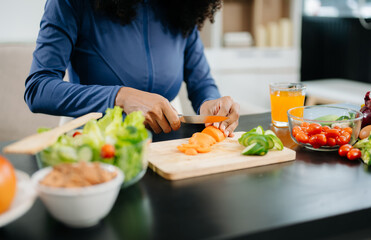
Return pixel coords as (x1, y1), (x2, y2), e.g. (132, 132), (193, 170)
(0, 155), (17, 214)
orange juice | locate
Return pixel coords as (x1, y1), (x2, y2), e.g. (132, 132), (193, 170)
(269, 83), (305, 127)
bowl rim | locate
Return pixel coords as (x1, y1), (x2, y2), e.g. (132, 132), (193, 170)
(31, 162), (124, 196)
(287, 105), (363, 123)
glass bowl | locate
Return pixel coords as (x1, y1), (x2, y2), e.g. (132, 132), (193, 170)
(287, 105), (363, 151)
(36, 131), (152, 188)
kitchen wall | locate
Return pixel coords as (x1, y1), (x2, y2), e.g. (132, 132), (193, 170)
(0, 0), (45, 43)
(0, 0), (60, 141)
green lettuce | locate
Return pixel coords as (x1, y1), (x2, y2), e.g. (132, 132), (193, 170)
(39, 107), (150, 185)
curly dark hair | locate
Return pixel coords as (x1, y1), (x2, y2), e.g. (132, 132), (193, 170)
(93, 0), (222, 36)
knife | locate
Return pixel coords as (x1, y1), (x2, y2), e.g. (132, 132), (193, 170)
(178, 115), (228, 124)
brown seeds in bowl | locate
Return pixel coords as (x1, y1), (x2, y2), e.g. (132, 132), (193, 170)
(40, 162), (117, 188)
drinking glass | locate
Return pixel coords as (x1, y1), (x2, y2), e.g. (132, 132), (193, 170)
(269, 82), (306, 127)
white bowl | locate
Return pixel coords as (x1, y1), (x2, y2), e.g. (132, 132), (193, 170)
(31, 163), (124, 228)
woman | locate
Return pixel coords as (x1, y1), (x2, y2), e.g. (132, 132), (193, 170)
(25, 0), (239, 136)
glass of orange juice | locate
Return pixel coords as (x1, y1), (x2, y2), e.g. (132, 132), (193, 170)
(269, 82), (306, 127)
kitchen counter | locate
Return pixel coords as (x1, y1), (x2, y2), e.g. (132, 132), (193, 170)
(2, 112), (371, 240)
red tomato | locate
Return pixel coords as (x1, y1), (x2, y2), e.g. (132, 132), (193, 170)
(327, 137), (336, 146)
(72, 131), (82, 137)
(300, 122), (310, 128)
(315, 133), (327, 146)
(342, 127), (353, 135)
(321, 126), (331, 132)
(295, 132), (309, 144)
(292, 126), (302, 137)
(338, 144), (353, 157)
(307, 123), (322, 135)
(309, 135), (320, 148)
(347, 148), (362, 161)
(326, 129), (340, 138)
(336, 135), (349, 146)
(301, 127), (309, 134)
(341, 131), (351, 143)
(101, 144), (115, 158)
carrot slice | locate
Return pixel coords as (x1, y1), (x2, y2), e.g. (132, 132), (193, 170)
(177, 127), (224, 155)
(196, 146), (211, 153)
(185, 148), (198, 155)
(179, 143), (199, 148)
(201, 126), (225, 142)
(189, 132), (216, 147)
(177, 146), (187, 153)
(177, 143), (200, 153)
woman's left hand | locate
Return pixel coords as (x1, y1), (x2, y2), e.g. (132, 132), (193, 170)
(199, 96), (240, 137)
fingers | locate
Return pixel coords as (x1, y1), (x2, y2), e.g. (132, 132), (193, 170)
(219, 100), (240, 137)
(163, 103), (181, 131)
(225, 118), (239, 137)
(145, 99), (181, 134)
(216, 96), (233, 117)
(201, 96), (240, 136)
(144, 118), (162, 134)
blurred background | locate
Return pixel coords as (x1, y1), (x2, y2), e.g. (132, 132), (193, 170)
(1, 0), (371, 140)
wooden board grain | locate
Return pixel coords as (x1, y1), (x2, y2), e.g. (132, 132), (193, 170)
(148, 132), (296, 180)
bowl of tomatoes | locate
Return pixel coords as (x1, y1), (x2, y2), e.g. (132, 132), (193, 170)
(287, 105), (363, 151)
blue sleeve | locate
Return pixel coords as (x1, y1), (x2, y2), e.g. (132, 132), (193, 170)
(24, 0), (121, 117)
(183, 28), (221, 114)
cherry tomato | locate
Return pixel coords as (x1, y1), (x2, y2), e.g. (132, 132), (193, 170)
(301, 127), (309, 134)
(295, 132), (309, 144)
(307, 123), (322, 135)
(300, 122), (310, 128)
(338, 144), (353, 157)
(336, 135), (349, 146)
(327, 137), (336, 146)
(315, 133), (327, 146)
(347, 148), (362, 161)
(326, 129), (340, 138)
(72, 131), (82, 137)
(292, 126), (302, 137)
(341, 131), (351, 143)
(342, 127), (353, 135)
(101, 144), (115, 158)
(321, 126), (331, 132)
(309, 135), (320, 148)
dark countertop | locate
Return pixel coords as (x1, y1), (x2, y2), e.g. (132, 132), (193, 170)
(2, 112), (371, 240)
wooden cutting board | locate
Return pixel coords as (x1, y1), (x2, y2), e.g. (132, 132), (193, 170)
(148, 131), (296, 180)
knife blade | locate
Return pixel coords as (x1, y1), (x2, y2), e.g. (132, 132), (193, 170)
(178, 115), (228, 124)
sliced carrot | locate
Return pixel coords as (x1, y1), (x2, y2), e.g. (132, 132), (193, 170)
(179, 143), (199, 148)
(177, 143), (200, 153)
(189, 132), (216, 147)
(177, 146), (187, 153)
(201, 126), (225, 142)
(196, 146), (211, 153)
(177, 127), (224, 155)
(185, 148), (198, 155)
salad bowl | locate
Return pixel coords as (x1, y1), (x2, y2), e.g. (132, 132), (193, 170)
(36, 107), (151, 188)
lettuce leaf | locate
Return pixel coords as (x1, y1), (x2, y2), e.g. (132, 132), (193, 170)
(39, 107), (149, 185)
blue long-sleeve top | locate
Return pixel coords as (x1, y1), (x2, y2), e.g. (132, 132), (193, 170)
(24, 0), (221, 117)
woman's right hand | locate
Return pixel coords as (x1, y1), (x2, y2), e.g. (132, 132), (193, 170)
(115, 87), (181, 134)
